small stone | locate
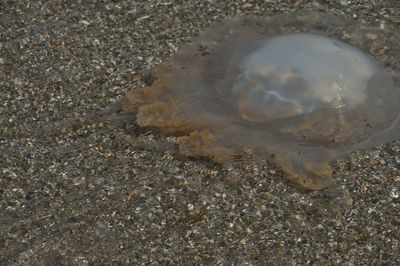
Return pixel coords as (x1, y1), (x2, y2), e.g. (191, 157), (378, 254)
(389, 188), (399, 199)
(95, 177), (105, 185)
(79, 20), (90, 26)
(370, 47), (387, 55)
(366, 33), (378, 40)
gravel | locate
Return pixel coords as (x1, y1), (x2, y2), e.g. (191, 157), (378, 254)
(1, 0), (399, 264)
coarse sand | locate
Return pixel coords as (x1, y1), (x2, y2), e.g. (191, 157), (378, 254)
(1, 1), (399, 264)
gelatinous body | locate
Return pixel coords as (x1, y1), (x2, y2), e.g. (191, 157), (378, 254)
(233, 33), (378, 122)
(122, 12), (400, 190)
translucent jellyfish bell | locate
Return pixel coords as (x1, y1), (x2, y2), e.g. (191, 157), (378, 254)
(122, 12), (400, 190)
(234, 33), (379, 122)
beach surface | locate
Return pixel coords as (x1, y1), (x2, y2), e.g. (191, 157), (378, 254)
(1, 1), (399, 264)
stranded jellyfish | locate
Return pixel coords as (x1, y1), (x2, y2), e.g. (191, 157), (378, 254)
(121, 12), (400, 190)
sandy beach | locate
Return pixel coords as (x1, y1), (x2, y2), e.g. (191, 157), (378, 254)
(1, 0), (399, 264)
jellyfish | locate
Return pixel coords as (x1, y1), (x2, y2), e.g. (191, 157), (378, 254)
(121, 12), (400, 190)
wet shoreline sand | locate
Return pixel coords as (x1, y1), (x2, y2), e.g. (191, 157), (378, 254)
(1, 1), (399, 264)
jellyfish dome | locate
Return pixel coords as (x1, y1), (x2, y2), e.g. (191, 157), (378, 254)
(232, 33), (379, 122)
(122, 12), (400, 190)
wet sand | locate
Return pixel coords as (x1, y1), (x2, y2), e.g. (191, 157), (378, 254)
(1, 1), (399, 264)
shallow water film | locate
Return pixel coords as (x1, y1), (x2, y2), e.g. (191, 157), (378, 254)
(122, 12), (400, 190)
